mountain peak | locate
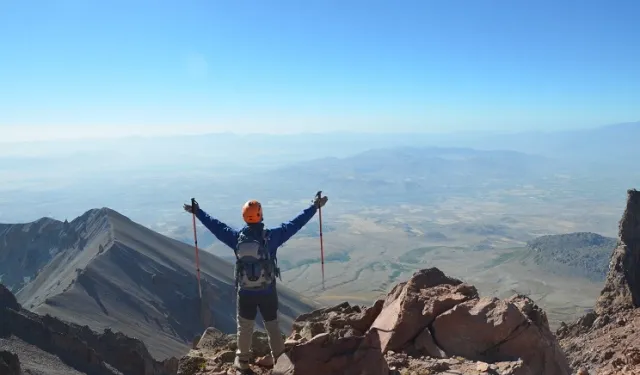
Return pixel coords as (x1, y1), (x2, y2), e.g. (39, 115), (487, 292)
(74, 207), (122, 222)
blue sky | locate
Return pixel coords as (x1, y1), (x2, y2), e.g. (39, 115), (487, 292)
(1, 0), (639, 141)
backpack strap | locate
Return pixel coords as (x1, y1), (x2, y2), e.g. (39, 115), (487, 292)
(263, 229), (282, 281)
(233, 230), (244, 260)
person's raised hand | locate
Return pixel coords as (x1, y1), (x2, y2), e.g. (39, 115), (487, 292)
(184, 198), (199, 214)
(313, 191), (328, 208)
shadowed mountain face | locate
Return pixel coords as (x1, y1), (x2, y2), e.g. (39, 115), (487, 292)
(0, 215), (84, 293)
(1, 282), (178, 375)
(1, 208), (318, 360)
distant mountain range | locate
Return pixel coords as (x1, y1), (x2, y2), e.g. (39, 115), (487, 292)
(205, 146), (564, 208)
(3, 121), (638, 170)
(0, 208), (317, 359)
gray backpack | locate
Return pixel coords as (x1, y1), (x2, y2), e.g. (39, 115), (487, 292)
(233, 228), (280, 291)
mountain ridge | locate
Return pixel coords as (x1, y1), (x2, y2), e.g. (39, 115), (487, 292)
(0, 208), (115, 295)
(1, 207), (318, 360)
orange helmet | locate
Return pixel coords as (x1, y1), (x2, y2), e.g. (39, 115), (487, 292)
(242, 200), (263, 224)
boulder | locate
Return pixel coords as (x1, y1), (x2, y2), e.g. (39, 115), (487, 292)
(289, 300), (383, 342)
(432, 294), (571, 375)
(195, 327), (236, 351)
(368, 268), (478, 352)
(273, 330), (388, 375)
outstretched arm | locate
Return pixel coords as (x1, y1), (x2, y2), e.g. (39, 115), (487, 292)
(195, 208), (239, 249)
(268, 204), (318, 249)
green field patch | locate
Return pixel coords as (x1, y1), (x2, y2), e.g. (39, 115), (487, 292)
(481, 248), (526, 269)
(388, 262), (413, 283)
(285, 251), (352, 269)
(398, 246), (465, 264)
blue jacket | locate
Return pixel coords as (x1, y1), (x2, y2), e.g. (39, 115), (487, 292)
(195, 204), (318, 293)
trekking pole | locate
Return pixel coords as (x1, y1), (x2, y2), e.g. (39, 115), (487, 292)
(316, 191), (325, 290)
(191, 198), (203, 299)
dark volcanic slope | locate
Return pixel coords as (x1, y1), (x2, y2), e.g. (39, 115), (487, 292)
(0, 217), (70, 292)
(524, 232), (617, 281)
(1, 282), (177, 375)
(5, 208), (317, 360)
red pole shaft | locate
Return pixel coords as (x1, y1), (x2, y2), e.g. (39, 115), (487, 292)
(318, 206), (325, 289)
(192, 210), (202, 299)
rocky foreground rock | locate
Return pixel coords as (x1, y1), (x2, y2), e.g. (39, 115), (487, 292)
(558, 189), (640, 375)
(179, 267), (570, 375)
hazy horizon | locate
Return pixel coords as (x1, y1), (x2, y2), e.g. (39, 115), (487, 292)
(3, 119), (637, 146)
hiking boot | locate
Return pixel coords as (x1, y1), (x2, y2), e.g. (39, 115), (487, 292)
(234, 357), (253, 375)
(235, 368), (255, 375)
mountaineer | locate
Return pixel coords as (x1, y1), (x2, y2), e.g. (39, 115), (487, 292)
(183, 193), (328, 374)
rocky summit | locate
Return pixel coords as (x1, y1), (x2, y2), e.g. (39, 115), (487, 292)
(558, 189), (640, 375)
(178, 267), (570, 375)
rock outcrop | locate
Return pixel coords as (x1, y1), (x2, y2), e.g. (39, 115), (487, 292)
(0, 283), (178, 375)
(369, 269), (477, 353)
(558, 308), (640, 375)
(179, 268), (570, 375)
(0, 283), (20, 312)
(274, 330), (389, 375)
(0, 350), (20, 375)
(558, 189), (640, 374)
(596, 189), (640, 314)
(432, 294), (568, 375)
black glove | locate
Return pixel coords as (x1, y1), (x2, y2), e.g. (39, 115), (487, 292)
(184, 198), (199, 214)
(313, 191), (328, 208)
